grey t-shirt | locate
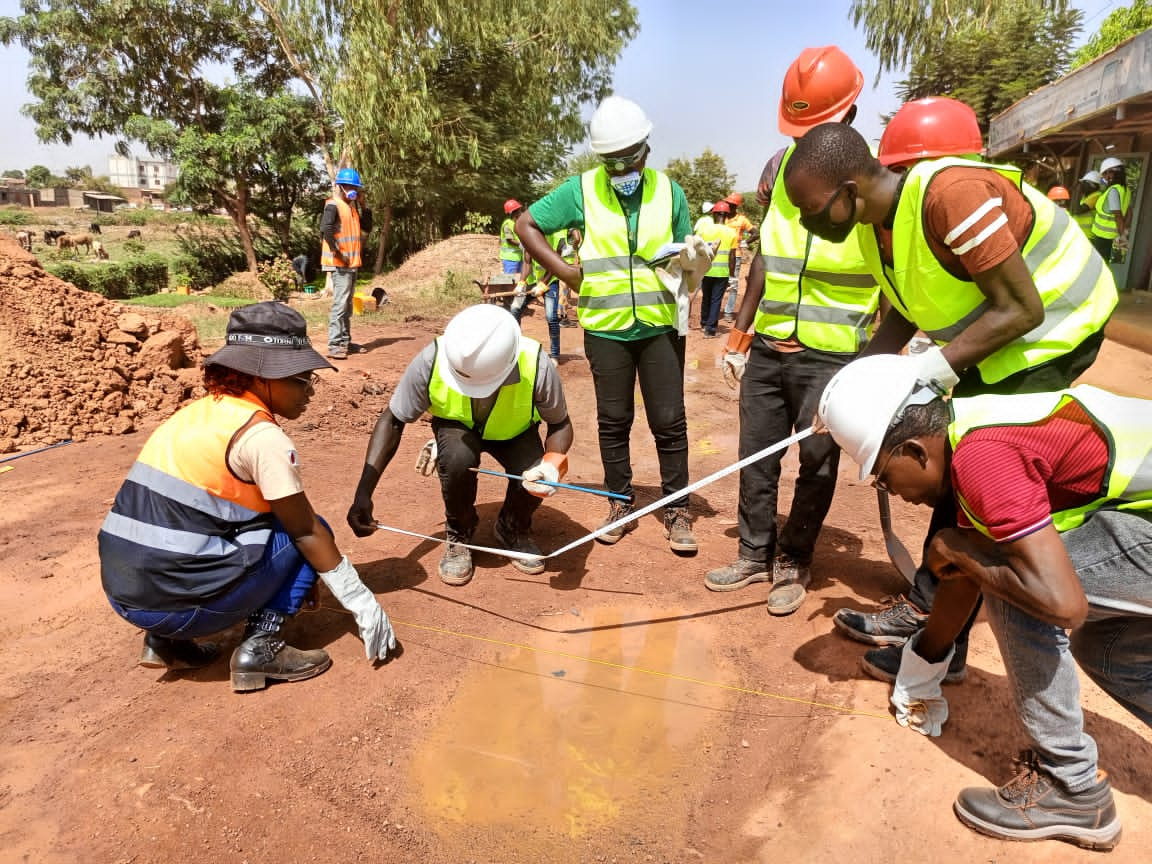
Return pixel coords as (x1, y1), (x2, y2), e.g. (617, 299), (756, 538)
(1104, 186), (1123, 214)
(389, 338), (568, 428)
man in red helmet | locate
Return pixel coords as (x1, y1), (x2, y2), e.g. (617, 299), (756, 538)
(500, 199), (526, 276)
(708, 46), (881, 616)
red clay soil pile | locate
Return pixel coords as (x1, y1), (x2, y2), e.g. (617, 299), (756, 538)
(369, 233), (500, 296)
(0, 237), (203, 453)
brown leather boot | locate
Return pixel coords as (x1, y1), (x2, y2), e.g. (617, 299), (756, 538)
(229, 610), (331, 692)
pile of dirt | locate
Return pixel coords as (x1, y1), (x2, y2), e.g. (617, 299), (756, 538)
(370, 233), (500, 296)
(0, 237), (203, 453)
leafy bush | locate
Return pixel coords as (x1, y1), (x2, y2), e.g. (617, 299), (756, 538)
(0, 209), (33, 226)
(47, 255), (169, 299)
(212, 272), (269, 300)
(176, 219), (318, 289)
(257, 255), (298, 302)
(122, 239), (146, 256)
(453, 211), (493, 234)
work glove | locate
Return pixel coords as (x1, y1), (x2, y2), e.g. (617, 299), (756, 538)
(346, 496), (378, 537)
(677, 234), (714, 281)
(722, 328), (753, 389)
(891, 631), (954, 737)
(415, 437), (438, 477)
(521, 452), (569, 498)
(1115, 234), (1130, 253)
(514, 280), (528, 296)
(912, 345), (959, 393)
(318, 555), (398, 661)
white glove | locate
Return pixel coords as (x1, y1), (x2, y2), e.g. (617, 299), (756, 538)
(514, 281), (528, 296)
(1116, 234), (1130, 252)
(722, 352), (747, 389)
(521, 453), (568, 498)
(677, 234), (714, 279)
(319, 555), (398, 661)
(913, 345), (959, 393)
(891, 631), (953, 737)
(414, 437), (438, 476)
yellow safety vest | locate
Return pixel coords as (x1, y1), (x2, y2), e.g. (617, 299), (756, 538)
(320, 197), (362, 269)
(948, 386), (1152, 535)
(577, 166), (676, 332)
(755, 145), (879, 353)
(1091, 183), (1131, 240)
(859, 157), (1117, 384)
(427, 337), (542, 440)
(500, 217), (523, 262)
(698, 220), (737, 278)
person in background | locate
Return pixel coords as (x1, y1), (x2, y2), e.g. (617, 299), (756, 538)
(500, 200), (527, 276)
(1074, 170), (1104, 234)
(696, 199), (737, 337)
(512, 228), (572, 363)
(694, 201), (715, 234)
(1047, 185), (1070, 209)
(1089, 157), (1130, 262)
(321, 167), (373, 360)
(558, 227), (582, 328)
(291, 253), (311, 288)
(721, 192), (754, 322)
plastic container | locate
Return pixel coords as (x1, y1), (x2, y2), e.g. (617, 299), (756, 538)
(352, 293), (366, 314)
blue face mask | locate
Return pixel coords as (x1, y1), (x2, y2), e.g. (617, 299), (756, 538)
(609, 171), (642, 197)
(344, 188), (358, 201)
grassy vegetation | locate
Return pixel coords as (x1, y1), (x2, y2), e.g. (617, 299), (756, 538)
(123, 293), (252, 309)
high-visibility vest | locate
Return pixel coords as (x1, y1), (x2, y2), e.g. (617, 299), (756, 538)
(698, 220), (737, 277)
(427, 337), (542, 440)
(530, 229), (568, 285)
(755, 145), (879, 354)
(98, 393), (277, 610)
(1091, 183), (1131, 240)
(320, 197), (362, 269)
(693, 214), (715, 235)
(948, 385), (1152, 535)
(500, 217), (523, 262)
(577, 166), (676, 332)
(859, 157), (1117, 384)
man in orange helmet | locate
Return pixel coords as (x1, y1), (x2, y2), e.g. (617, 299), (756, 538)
(720, 192), (754, 321)
(708, 46), (881, 616)
(1047, 186), (1071, 209)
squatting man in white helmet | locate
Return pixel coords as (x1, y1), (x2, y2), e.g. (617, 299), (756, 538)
(819, 353), (1152, 852)
(347, 304), (573, 586)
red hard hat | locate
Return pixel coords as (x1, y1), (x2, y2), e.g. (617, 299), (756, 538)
(1047, 186), (1071, 201)
(503, 199), (523, 214)
(878, 97), (984, 167)
(723, 192), (743, 207)
(711, 200), (732, 215)
(779, 46), (864, 137)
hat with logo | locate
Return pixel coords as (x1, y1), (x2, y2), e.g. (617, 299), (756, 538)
(204, 301), (335, 379)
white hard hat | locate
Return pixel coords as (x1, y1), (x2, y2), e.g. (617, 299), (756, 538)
(702, 201), (714, 214)
(1099, 157), (1125, 173)
(817, 355), (939, 480)
(439, 305), (521, 398)
(1080, 169), (1104, 186)
(589, 96), (653, 155)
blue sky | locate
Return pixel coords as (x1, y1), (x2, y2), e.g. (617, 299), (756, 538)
(0, 0), (1125, 188)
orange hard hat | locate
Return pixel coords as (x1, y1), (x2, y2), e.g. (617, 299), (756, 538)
(1047, 185), (1071, 201)
(778, 46), (864, 137)
(503, 199), (523, 214)
(723, 192), (743, 207)
(878, 96), (983, 167)
(711, 200), (732, 215)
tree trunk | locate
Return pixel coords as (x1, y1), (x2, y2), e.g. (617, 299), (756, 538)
(231, 182), (258, 273)
(373, 201), (393, 276)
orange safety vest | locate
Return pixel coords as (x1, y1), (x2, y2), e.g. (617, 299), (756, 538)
(321, 197), (363, 269)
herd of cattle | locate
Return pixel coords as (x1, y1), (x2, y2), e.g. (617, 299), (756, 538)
(13, 223), (142, 259)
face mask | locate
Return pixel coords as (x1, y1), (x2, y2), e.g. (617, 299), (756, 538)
(800, 183), (856, 243)
(609, 170), (642, 197)
(344, 188), (358, 201)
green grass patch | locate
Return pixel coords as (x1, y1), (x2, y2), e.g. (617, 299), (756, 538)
(123, 293), (252, 309)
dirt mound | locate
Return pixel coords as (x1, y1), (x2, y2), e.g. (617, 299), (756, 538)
(0, 237), (203, 453)
(371, 233), (500, 295)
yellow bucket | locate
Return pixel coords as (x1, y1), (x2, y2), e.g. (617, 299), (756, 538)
(352, 293), (368, 315)
(176, 284), (190, 295)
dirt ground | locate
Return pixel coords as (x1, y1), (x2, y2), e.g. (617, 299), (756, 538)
(2, 290), (1151, 863)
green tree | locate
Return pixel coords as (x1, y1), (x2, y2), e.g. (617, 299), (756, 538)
(25, 165), (52, 187)
(1072, 1), (1152, 68)
(664, 149), (736, 218)
(3, 169), (24, 179)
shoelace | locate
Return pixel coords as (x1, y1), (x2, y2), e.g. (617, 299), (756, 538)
(1001, 751), (1044, 803)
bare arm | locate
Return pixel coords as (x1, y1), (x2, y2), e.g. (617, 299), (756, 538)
(347, 409), (407, 536)
(517, 211), (579, 289)
(271, 491), (342, 573)
(733, 252), (763, 332)
(544, 416), (574, 454)
(859, 305), (917, 357)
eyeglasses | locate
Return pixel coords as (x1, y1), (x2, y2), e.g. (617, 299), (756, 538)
(290, 372), (318, 388)
(601, 142), (649, 173)
(871, 443), (903, 495)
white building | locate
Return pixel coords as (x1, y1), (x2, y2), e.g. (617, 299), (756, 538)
(108, 155), (180, 192)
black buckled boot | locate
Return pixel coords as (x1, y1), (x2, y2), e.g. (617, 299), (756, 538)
(229, 610), (332, 692)
(138, 633), (220, 669)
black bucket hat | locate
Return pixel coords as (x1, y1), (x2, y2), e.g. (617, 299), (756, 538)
(204, 301), (335, 379)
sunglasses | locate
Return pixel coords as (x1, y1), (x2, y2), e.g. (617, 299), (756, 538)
(290, 372), (318, 388)
(870, 442), (903, 495)
(601, 142), (649, 173)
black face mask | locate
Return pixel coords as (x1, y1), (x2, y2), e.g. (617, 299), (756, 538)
(800, 183), (857, 243)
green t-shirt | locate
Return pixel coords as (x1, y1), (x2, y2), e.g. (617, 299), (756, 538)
(530, 172), (692, 341)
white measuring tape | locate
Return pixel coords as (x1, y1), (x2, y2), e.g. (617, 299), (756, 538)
(374, 428), (815, 562)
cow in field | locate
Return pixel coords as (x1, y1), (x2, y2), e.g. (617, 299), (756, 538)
(89, 222), (102, 234)
(126, 229), (142, 240)
(43, 229), (67, 245)
(92, 240), (109, 260)
(58, 233), (93, 257)
(15, 230), (33, 251)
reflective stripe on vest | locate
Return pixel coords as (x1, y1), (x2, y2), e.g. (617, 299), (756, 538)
(859, 157), (1117, 384)
(754, 145), (879, 353)
(427, 337), (542, 440)
(698, 221), (736, 277)
(577, 166), (676, 331)
(1091, 183), (1131, 240)
(97, 393), (277, 610)
(500, 217), (523, 262)
(320, 197), (362, 268)
(948, 386), (1152, 536)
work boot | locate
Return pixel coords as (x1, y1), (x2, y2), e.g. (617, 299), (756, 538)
(705, 558), (770, 592)
(595, 500), (636, 545)
(766, 553), (811, 616)
(833, 594), (928, 646)
(954, 750), (1121, 850)
(327, 345), (348, 360)
(138, 633), (220, 670)
(663, 507), (697, 553)
(439, 530), (474, 586)
(861, 640), (967, 684)
(494, 518), (546, 575)
(229, 610), (331, 692)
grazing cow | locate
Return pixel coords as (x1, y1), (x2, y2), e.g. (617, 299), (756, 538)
(92, 240), (109, 260)
(58, 233), (92, 257)
(15, 230), (33, 251)
(89, 222), (102, 234)
(126, 229), (142, 240)
(43, 229), (67, 245)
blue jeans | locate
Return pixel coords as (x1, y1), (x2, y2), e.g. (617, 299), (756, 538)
(723, 254), (742, 316)
(542, 281), (560, 357)
(985, 510), (1152, 792)
(700, 276), (727, 334)
(107, 517), (330, 639)
(501, 258), (523, 275)
(327, 268), (357, 350)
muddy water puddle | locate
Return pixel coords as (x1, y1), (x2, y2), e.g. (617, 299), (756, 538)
(411, 605), (727, 837)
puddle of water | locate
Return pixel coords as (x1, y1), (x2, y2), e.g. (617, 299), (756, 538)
(411, 606), (726, 837)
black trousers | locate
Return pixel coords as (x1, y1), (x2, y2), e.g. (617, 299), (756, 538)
(583, 329), (689, 507)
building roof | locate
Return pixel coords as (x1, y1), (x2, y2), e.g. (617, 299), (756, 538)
(81, 191), (127, 201)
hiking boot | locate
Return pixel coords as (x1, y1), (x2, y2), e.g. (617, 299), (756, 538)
(559, 317), (578, 328)
(139, 633), (220, 670)
(954, 750), (1121, 850)
(766, 553), (811, 616)
(663, 507), (697, 553)
(595, 500), (636, 545)
(229, 610), (331, 692)
(833, 594), (928, 646)
(439, 531), (474, 586)
(861, 640), (967, 684)
(327, 345), (348, 360)
(705, 558), (771, 592)
(494, 519), (546, 575)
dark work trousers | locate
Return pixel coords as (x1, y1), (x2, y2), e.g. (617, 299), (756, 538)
(1090, 234), (1115, 263)
(738, 339), (849, 566)
(909, 327), (1109, 648)
(699, 276), (727, 334)
(584, 329), (689, 508)
(432, 419), (544, 538)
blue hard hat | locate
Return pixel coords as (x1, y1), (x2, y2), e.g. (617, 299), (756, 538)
(335, 167), (362, 188)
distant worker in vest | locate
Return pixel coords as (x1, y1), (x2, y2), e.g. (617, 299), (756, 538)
(515, 95), (710, 554)
(98, 302), (399, 692)
(696, 198), (737, 337)
(321, 167), (373, 360)
(1047, 185), (1070, 209)
(720, 192), (754, 322)
(785, 114), (1118, 681)
(694, 201), (715, 234)
(500, 199), (527, 276)
(347, 304), (573, 586)
(511, 227), (574, 362)
(1089, 157), (1130, 262)
(708, 46), (880, 615)
(819, 353), (1151, 852)
(1075, 169), (1104, 234)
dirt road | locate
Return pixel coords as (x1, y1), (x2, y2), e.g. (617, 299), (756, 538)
(2, 304), (1149, 863)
